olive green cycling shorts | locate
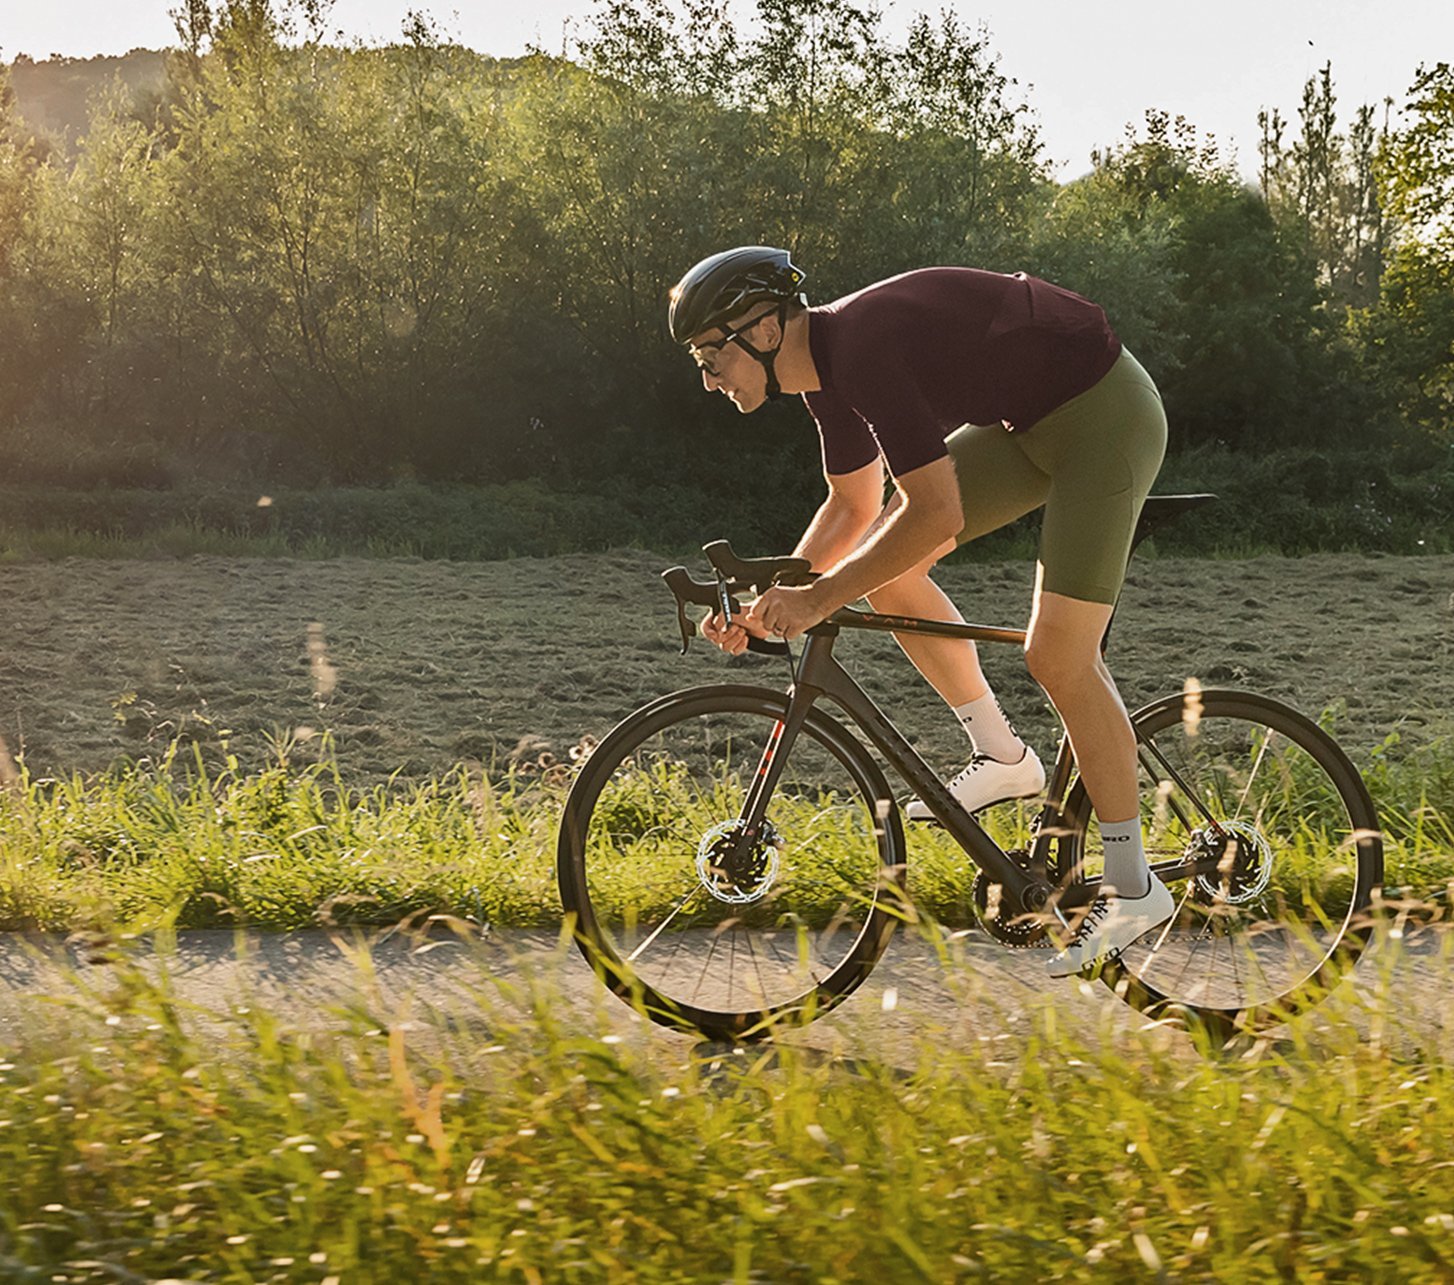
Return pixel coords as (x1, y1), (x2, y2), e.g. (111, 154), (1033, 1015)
(945, 348), (1167, 605)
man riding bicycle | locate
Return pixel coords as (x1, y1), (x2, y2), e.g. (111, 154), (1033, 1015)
(669, 246), (1174, 976)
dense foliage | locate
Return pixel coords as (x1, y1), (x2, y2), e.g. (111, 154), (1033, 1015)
(0, 4), (1450, 548)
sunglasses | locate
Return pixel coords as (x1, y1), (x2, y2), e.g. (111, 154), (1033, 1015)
(688, 307), (778, 376)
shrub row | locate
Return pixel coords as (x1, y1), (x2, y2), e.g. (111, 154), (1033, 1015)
(0, 443), (1449, 561)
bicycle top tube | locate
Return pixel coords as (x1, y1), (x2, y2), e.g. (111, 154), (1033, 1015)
(823, 606), (1025, 646)
(663, 490), (1220, 653)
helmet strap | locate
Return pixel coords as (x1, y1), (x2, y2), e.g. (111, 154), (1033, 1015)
(734, 301), (790, 402)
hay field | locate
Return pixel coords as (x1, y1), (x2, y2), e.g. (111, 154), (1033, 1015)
(1, 549), (1450, 783)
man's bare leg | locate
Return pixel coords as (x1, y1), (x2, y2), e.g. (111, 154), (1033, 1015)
(865, 534), (1043, 816)
(1021, 579), (1135, 821)
(863, 540), (990, 705)
(1024, 573), (1174, 974)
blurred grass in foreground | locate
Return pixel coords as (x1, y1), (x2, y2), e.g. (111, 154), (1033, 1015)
(1, 914), (1453, 1281)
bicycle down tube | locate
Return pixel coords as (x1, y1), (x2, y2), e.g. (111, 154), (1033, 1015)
(731, 616), (1050, 914)
(731, 607), (1228, 910)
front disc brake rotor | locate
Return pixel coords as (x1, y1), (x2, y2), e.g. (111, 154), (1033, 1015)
(696, 819), (783, 905)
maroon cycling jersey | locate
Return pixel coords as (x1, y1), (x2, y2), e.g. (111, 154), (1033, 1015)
(803, 267), (1122, 477)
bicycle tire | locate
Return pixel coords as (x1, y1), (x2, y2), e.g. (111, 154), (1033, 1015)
(557, 685), (906, 1042)
(1059, 688), (1383, 1030)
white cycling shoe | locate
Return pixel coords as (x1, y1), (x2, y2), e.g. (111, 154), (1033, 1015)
(1045, 875), (1176, 978)
(905, 747), (1045, 821)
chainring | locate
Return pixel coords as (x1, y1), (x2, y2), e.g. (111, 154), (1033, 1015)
(971, 855), (1050, 948)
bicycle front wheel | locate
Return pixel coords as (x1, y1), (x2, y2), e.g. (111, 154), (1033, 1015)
(1061, 689), (1383, 1027)
(558, 685), (906, 1041)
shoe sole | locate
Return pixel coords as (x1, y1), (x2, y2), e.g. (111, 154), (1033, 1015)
(1045, 948), (1121, 980)
(904, 790), (1043, 823)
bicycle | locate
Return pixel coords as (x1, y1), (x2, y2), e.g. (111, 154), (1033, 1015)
(556, 494), (1384, 1043)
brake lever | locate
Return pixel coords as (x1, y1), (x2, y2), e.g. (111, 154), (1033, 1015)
(662, 566), (708, 654)
(660, 563), (791, 658)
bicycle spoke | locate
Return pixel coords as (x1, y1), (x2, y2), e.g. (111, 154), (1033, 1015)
(1234, 727), (1276, 824)
(745, 930), (773, 1007)
(1146, 878), (1195, 956)
(574, 695), (895, 1028)
(690, 929), (724, 1005)
(1096, 695), (1378, 1021)
(626, 884), (705, 965)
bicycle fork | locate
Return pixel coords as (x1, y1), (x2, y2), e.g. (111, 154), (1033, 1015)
(729, 689), (814, 857)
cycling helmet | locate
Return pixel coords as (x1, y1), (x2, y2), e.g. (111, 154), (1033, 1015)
(668, 246), (808, 400)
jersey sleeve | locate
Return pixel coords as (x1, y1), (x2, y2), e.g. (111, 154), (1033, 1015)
(802, 388), (880, 476)
(835, 354), (950, 477)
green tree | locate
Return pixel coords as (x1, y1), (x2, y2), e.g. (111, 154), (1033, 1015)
(1259, 63), (1389, 309)
(146, 1), (523, 477)
(63, 85), (159, 418)
(1357, 62), (1454, 435)
(741, 0), (887, 266)
(0, 66), (51, 430)
(1039, 111), (1368, 450)
(879, 12), (1044, 263)
(0, 69), (32, 280)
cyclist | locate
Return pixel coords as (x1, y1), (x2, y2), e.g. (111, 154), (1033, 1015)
(669, 246), (1174, 976)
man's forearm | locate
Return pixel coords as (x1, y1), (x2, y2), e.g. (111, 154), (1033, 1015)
(815, 498), (955, 611)
(792, 496), (875, 572)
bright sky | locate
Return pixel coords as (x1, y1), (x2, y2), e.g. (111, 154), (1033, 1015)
(4, 0), (1451, 181)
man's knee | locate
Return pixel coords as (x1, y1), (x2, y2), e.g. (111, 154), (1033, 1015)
(1024, 633), (1098, 695)
(866, 577), (916, 614)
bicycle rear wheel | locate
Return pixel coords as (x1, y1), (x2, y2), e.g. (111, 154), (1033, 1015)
(557, 685), (905, 1041)
(1061, 689), (1383, 1029)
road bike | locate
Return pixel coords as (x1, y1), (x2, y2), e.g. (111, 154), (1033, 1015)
(556, 494), (1384, 1043)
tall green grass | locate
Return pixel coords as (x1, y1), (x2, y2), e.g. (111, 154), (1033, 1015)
(0, 723), (1449, 935)
(2, 918), (1454, 1281)
(0, 740), (562, 933)
(0, 728), (1452, 1277)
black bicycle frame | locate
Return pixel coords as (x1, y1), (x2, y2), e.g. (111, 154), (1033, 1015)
(732, 612), (1055, 913)
(732, 607), (1222, 914)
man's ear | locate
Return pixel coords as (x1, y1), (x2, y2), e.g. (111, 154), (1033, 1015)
(755, 308), (784, 349)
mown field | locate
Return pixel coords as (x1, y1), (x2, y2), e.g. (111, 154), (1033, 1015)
(0, 546), (1449, 933)
(2, 548), (1449, 783)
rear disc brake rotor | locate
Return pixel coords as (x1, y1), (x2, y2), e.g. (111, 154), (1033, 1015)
(1192, 818), (1273, 905)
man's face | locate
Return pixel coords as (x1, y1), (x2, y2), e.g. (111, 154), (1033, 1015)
(687, 307), (777, 413)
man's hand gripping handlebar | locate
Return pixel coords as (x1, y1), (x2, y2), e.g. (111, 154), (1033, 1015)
(661, 541), (817, 657)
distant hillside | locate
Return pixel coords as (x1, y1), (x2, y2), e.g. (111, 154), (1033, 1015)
(7, 50), (168, 149)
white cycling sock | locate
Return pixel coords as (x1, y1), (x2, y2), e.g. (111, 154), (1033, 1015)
(952, 693), (1024, 764)
(1099, 817), (1151, 898)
